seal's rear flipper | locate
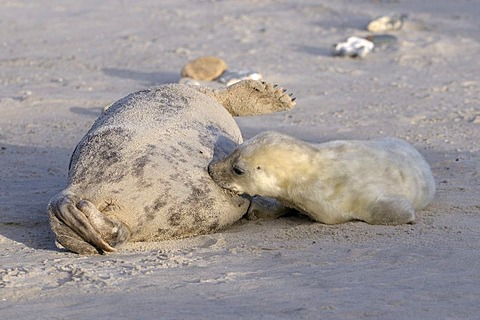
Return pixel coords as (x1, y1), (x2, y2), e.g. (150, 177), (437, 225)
(195, 80), (296, 116)
(49, 211), (101, 254)
(48, 191), (130, 254)
(368, 195), (416, 225)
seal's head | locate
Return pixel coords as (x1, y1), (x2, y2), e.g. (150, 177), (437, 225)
(208, 131), (315, 198)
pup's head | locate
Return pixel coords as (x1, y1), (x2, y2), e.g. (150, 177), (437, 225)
(208, 131), (302, 197)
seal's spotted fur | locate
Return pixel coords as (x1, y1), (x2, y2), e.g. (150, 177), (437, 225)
(48, 81), (295, 254)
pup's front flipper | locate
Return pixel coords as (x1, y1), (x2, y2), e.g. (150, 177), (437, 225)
(246, 196), (290, 221)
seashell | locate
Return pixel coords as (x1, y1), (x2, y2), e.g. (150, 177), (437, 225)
(332, 36), (374, 58)
(367, 14), (406, 32)
(178, 77), (201, 86)
(217, 69), (263, 86)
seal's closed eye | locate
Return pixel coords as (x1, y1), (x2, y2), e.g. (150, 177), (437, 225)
(232, 164), (245, 176)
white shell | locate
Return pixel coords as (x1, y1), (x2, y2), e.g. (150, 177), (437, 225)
(218, 69), (263, 86)
(178, 77), (201, 86)
(332, 36), (374, 58)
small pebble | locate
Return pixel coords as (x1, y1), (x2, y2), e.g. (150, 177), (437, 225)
(217, 69), (263, 86)
(367, 14), (406, 32)
(103, 101), (115, 112)
(332, 36), (374, 58)
(180, 56), (228, 81)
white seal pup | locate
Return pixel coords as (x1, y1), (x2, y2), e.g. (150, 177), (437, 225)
(208, 131), (436, 225)
(48, 81), (295, 254)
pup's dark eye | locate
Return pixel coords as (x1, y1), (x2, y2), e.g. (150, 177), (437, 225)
(232, 165), (245, 176)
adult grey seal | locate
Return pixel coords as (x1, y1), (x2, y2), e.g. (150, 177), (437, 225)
(48, 81), (295, 254)
(208, 131), (436, 225)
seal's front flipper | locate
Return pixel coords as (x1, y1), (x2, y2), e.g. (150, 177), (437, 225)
(246, 196), (290, 221)
(48, 191), (130, 254)
(195, 80), (296, 116)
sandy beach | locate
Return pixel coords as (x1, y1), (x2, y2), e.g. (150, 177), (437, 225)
(1, 1), (479, 318)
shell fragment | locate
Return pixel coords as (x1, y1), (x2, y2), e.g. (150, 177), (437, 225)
(332, 36), (375, 58)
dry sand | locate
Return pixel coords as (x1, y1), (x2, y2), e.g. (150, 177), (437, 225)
(1, 1), (479, 319)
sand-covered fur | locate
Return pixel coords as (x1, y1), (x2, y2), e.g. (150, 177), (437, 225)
(209, 131), (436, 225)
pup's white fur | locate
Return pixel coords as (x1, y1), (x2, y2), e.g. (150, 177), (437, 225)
(208, 131), (436, 225)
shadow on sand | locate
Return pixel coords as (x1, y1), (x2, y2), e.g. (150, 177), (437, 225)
(0, 143), (71, 252)
(102, 68), (179, 86)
